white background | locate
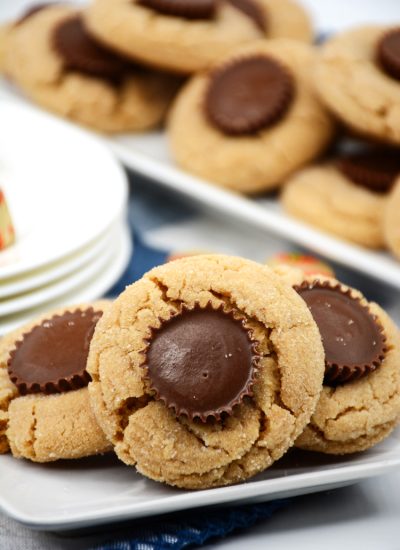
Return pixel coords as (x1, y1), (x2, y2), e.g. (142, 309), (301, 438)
(1, 1), (400, 548)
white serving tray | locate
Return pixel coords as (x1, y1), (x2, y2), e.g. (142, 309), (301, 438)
(1, 79), (399, 290)
(1, 428), (400, 531)
(108, 132), (400, 289)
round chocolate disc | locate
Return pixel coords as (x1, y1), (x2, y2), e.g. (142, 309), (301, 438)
(336, 148), (400, 193)
(144, 305), (259, 420)
(296, 282), (386, 386)
(8, 309), (102, 395)
(205, 55), (294, 135)
(377, 28), (400, 81)
(228, 0), (266, 32)
(138, 0), (215, 20)
(52, 16), (132, 79)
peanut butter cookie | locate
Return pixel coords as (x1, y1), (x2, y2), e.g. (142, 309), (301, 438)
(168, 40), (334, 194)
(315, 26), (400, 145)
(282, 147), (400, 249)
(3, 5), (177, 133)
(87, 255), (325, 489)
(85, 0), (312, 74)
(0, 302), (112, 462)
(278, 269), (400, 454)
(384, 176), (400, 260)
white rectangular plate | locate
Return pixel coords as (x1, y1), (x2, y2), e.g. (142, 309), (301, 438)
(1, 80), (400, 289)
(108, 132), (400, 289)
(1, 428), (400, 531)
(1, 75), (399, 289)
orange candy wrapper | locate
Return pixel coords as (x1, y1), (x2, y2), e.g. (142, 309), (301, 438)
(267, 252), (335, 278)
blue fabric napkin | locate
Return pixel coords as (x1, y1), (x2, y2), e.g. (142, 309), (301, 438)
(95, 500), (288, 550)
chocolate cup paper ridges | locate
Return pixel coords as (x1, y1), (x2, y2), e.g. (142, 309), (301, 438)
(295, 281), (387, 386)
(205, 54), (294, 135)
(377, 28), (400, 81)
(52, 15), (133, 80)
(141, 302), (261, 421)
(8, 308), (103, 395)
(336, 148), (400, 194)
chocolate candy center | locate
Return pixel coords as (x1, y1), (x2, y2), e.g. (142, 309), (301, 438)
(336, 149), (400, 193)
(8, 309), (102, 395)
(377, 28), (400, 81)
(145, 306), (257, 420)
(205, 55), (294, 135)
(138, 0), (216, 20)
(52, 16), (132, 80)
(296, 284), (386, 386)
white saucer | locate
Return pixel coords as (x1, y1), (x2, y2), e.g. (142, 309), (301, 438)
(0, 101), (128, 279)
(0, 222), (132, 335)
(0, 221), (127, 316)
(0, 221), (118, 299)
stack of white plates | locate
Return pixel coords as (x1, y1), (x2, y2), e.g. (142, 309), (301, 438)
(0, 101), (131, 335)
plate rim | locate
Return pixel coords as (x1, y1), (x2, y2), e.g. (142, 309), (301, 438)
(0, 219), (122, 299)
(0, 221), (132, 334)
(1, 437), (399, 530)
(0, 229), (117, 316)
(107, 137), (400, 290)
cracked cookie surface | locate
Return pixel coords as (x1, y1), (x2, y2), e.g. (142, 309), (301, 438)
(282, 164), (386, 248)
(0, 301), (112, 462)
(168, 40), (334, 194)
(277, 269), (400, 454)
(315, 26), (400, 145)
(3, 5), (177, 133)
(87, 255), (325, 488)
(85, 0), (312, 74)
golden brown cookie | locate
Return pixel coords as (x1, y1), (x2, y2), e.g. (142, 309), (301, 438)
(278, 269), (400, 454)
(283, 169), (383, 250)
(0, 23), (12, 72)
(168, 40), (334, 194)
(87, 254), (325, 489)
(0, 302), (112, 462)
(315, 26), (400, 145)
(384, 176), (400, 260)
(282, 147), (400, 249)
(85, 0), (312, 75)
(3, 5), (177, 133)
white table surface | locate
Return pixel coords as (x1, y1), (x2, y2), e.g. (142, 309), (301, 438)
(1, 1), (400, 549)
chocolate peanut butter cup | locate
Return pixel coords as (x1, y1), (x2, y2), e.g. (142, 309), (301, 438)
(336, 148), (400, 193)
(138, 0), (216, 20)
(142, 303), (260, 421)
(295, 281), (387, 386)
(377, 28), (400, 81)
(205, 55), (294, 135)
(8, 308), (102, 395)
(52, 16), (133, 80)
